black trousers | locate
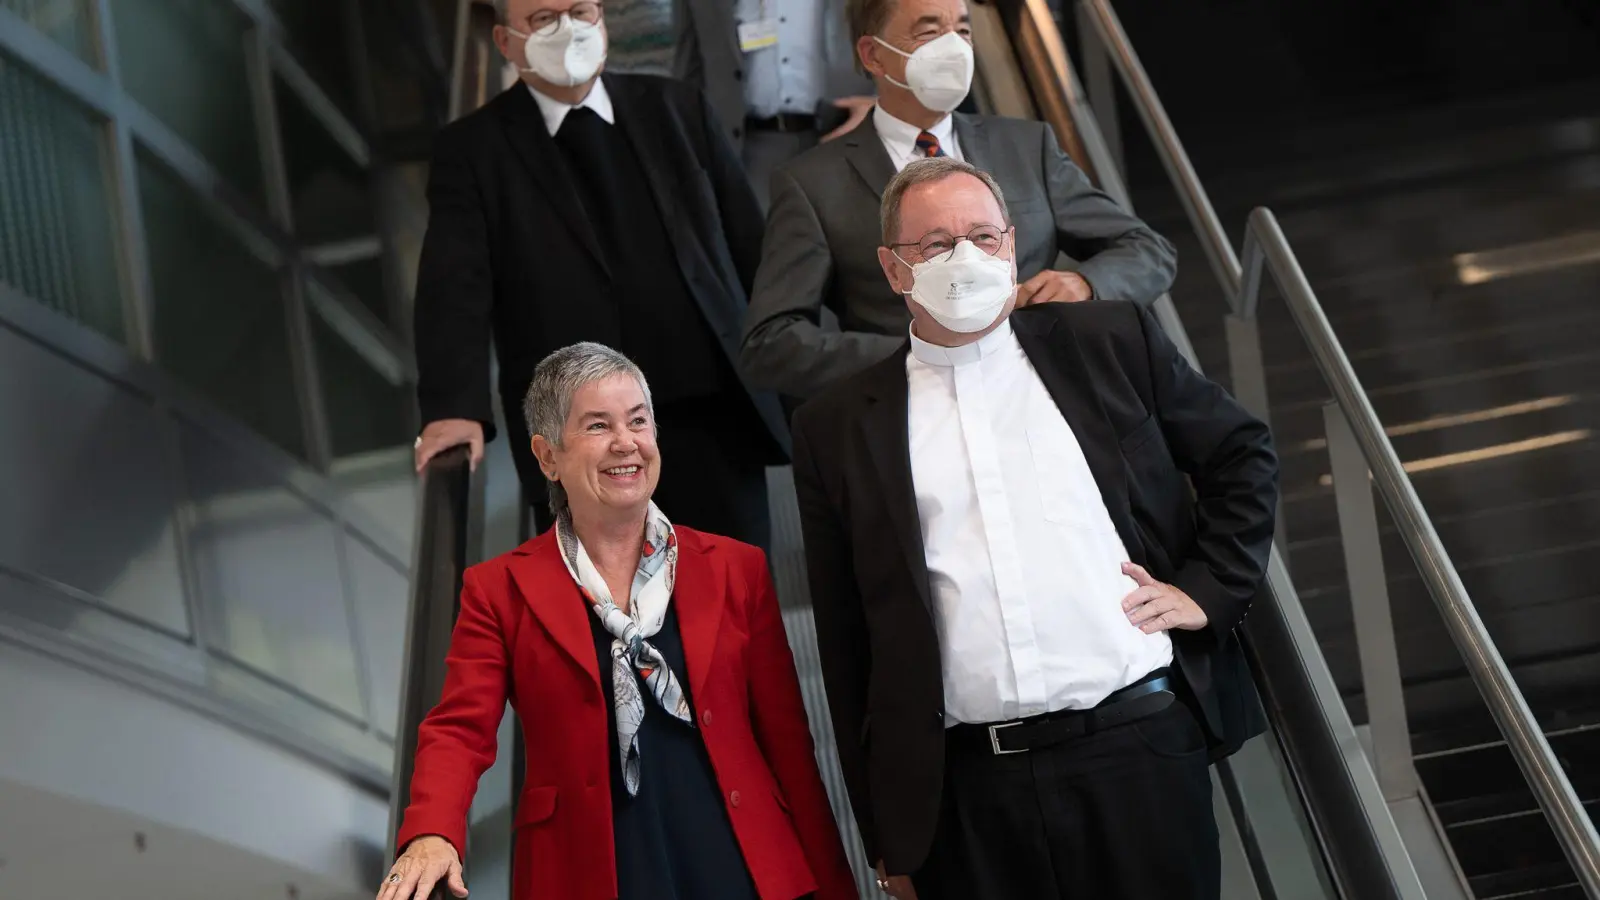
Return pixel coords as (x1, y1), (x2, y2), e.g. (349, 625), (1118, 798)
(530, 398), (772, 555)
(913, 701), (1220, 900)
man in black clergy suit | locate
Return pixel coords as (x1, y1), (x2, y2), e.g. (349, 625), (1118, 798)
(411, 0), (787, 547)
(790, 157), (1278, 899)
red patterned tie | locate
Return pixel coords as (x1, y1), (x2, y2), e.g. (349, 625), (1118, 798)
(915, 130), (946, 158)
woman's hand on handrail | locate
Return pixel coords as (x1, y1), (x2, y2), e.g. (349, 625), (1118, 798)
(378, 834), (468, 900)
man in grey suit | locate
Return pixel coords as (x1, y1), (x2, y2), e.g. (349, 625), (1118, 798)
(673, 0), (876, 207)
(740, 0), (1176, 400)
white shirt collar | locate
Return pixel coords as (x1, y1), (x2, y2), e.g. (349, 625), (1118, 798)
(908, 318), (1015, 367)
(873, 104), (956, 163)
(528, 79), (615, 135)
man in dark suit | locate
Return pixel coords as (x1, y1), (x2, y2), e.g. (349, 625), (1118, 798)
(741, 0), (1176, 400)
(411, 0), (787, 548)
(790, 157), (1277, 899)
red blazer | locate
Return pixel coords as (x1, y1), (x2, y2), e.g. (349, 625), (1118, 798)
(397, 527), (857, 900)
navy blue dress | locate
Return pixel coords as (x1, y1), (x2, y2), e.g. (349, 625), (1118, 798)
(588, 604), (761, 900)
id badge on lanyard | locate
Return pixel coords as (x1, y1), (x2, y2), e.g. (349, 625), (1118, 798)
(737, 1), (778, 51)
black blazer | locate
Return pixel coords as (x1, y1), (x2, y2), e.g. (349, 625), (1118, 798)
(412, 73), (789, 493)
(790, 301), (1278, 874)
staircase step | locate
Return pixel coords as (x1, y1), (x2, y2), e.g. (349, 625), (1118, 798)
(1286, 487), (1600, 592)
(1417, 727), (1600, 816)
(1469, 862), (1586, 900)
(1314, 592), (1600, 707)
(1283, 438), (1600, 535)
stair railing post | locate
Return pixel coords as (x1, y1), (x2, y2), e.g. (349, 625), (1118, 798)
(1322, 401), (1418, 803)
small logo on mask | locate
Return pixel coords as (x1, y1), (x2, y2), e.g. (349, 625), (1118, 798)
(946, 281), (972, 299)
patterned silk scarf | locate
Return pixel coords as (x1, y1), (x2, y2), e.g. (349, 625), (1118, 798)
(555, 502), (693, 796)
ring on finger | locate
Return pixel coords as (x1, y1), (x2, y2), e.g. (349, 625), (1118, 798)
(387, 872), (402, 884)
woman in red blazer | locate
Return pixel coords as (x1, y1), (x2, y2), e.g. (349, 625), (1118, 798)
(380, 343), (856, 900)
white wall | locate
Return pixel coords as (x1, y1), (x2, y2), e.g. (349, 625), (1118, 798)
(0, 642), (390, 898)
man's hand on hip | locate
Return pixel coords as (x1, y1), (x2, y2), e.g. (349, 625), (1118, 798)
(1016, 270), (1093, 306)
(1121, 562), (1208, 633)
(876, 861), (919, 899)
(822, 96), (876, 142)
(414, 418), (485, 472)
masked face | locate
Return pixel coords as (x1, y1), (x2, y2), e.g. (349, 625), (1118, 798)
(874, 31), (974, 113)
(509, 14), (607, 87)
(896, 236), (1016, 333)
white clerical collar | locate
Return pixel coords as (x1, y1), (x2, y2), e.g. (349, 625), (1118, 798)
(909, 318), (1015, 367)
(528, 79), (615, 135)
(873, 104), (955, 161)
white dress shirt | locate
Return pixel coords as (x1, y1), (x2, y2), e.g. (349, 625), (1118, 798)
(528, 79), (616, 134)
(906, 320), (1173, 726)
(874, 104), (963, 171)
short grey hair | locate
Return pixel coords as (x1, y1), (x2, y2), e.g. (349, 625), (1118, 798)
(880, 157), (1010, 245)
(522, 342), (654, 518)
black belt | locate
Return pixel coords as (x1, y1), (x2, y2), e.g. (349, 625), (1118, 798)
(948, 668), (1175, 756)
(745, 112), (816, 133)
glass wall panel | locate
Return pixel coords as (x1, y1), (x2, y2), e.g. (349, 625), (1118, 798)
(137, 148), (306, 461)
(111, 0), (264, 202)
(268, 0), (360, 119)
(275, 73), (373, 246)
(0, 51), (123, 343)
(345, 534), (407, 738)
(326, 255), (390, 329)
(310, 306), (412, 460)
(0, 0), (98, 65)
(0, 324), (190, 637)
(181, 425), (365, 718)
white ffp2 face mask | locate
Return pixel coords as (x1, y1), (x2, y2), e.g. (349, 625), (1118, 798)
(874, 32), (975, 113)
(510, 16), (607, 87)
(899, 239), (1015, 333)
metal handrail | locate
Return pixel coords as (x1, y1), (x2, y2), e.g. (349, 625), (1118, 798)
(1241, 208), (1600, 896)
(386, 8), (497, 889)
(387, 444), (481, 900)
(1073, 0), (1600, 894)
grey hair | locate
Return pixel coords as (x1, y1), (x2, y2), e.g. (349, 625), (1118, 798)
(880, 157), (1010, 245)
(491, 0), (507, 22)
(522, 342), (654, 518)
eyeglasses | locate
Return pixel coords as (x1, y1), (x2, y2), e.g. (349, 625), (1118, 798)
(890, 224), (1010, 264)
(524, 1), (603, 35)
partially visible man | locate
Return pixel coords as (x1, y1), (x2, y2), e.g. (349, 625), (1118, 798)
(412, 0), (788, 550)
(791, 157), (1277, 899)
(741, 0), (1176, 400)
(674, 0), (876, 206)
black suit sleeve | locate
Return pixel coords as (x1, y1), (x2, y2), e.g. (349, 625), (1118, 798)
(413, 125), (498, 441)
(1138, 305), (1278, 639)
(1040, 123), (1177, 307)
(697, 89), (764, 296)
(790, 409), (879, 863)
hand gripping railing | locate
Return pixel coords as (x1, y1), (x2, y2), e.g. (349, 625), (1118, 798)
(1072, 1), (1600, 895)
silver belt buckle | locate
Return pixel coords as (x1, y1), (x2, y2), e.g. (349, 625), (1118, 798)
(988, 720), (1027, 755)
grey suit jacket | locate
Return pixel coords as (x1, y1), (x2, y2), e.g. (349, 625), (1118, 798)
(740, 113), (1178, 399)
(672, 0), (871, 147)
